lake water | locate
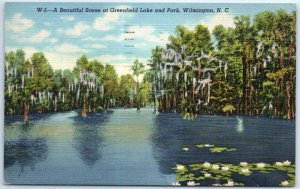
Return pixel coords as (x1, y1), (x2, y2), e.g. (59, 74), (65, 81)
(4, 108), (295, 186)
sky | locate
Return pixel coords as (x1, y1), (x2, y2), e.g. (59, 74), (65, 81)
(5, 3), (296, 76)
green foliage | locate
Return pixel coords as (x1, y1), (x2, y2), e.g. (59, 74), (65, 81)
(143, 9), (295, 119)
(222, 105), (235, 113)
(5, 9), (296, 120)
(176, 161), (294, 187)
(117, 74), (136, 107)
(131, 59), (145, 110)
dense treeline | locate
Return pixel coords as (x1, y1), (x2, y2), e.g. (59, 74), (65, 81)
(5, 52), (150, 122)
(145, 9), (295, 119)
(5, 9), (295, 122)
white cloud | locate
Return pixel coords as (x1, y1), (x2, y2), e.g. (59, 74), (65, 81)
(5, 45), (83, 70)
(15, 30), (51, 43)
(95, 54), (127, 63)
(5, 46), (148, 76)
(183, 22), (196, 31)
(90, 44), (106, 49)
(93, 12), (120, 31)
(201, 12), (235, 32)
(60, 16), (75, 21)
(23, 46), (39, 59)
(125, 26), (169, 44)
(157, 32), (170, 44)
(111, 62), (149, 81)
(44, 44), (86, 69)
(44, 22), (51, 26)
(102, 35), (124, 42)
(101, 25), (169, 45)
(59, 22), (89, 36)
(53, 43), (87, 54)
(94, 54), (148, 65)
(30, 30), (51, 42)
(44, 52), (78, 70)
(5, 13), (34, 33)
(110, 63), (133, 76)
(49, 38), (58, 43)
(93, 54), (149, 78)
(5, 46), (38, 60)
(82, 36), (101, 41)
(93, 5), (131, 31)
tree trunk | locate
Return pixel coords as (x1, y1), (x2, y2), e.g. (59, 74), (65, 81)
(158, 98), (162, 112)
(163, 94), (166, 112)
(23, 102), (29, 123)
(288, 45), (293, 65)
(249, 86), (253, 116)
(248, 61), (252, 116)
(286, 82), (293, 119)
(82, 95), (87, 118)
(242, 53), (248, 115)
(153, 94), (157, 112)
(136, 76), (140, 111)
(172, 94), (176, 112)
(280, 49), (284, 67)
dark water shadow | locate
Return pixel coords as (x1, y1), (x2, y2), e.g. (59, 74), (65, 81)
(5, 112), (56, 124)
(71, 111), (111, 167)
(4, 137), (48, 172)
(151, 113), (295, 175)
(151, 113), (192, 174)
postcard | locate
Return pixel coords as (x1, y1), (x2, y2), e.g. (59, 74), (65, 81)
(4, 2), (296, 186)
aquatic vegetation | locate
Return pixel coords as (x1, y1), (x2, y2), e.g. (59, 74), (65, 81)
(203, 162), (210, 168)
(196, 144), (205, 148)
(195, 143), (236, 153)
(196, 144), (214, 148)
(187, 181), (196, 186)
(183, 113), (196, 120)
(256, 162), (266, 168)
(175, 161), (295, 187)
(223, 180), (234, 186)
(280, 180), (289, 186)
(221, 166), (229, 171)
(240, 168), (251, 175)
(283, 160), (291, 166)
(212, 164), (220, 170)
(176, 164), (185, 170)
(209, 147), (236, 153)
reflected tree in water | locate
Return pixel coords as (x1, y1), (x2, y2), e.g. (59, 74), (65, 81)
(4, 137), (48, 172)
(72, 112), (109, 167)
(151, 113), (197, 174)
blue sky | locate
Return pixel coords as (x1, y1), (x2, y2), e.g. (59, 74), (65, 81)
(5, 3), (296, 75)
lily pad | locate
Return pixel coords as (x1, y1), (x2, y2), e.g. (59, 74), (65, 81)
(174, 161), (295, 187)
(195, 143), (237, 153)
(210, 147), (237, 153)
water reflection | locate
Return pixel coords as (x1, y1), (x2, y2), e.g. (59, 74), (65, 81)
(152, 113), (192, 174)
(4, 137), (48, 172)
(72, 113), (109, 167)
(152, 113), (295, 177)
(5, 112), (53, 125)
(4, 110), (295, 185)
(236, 116), (244, 133)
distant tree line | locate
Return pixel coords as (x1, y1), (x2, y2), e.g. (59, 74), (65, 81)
(145, 9), (295, 119)
(5, 52), (150, 122)
(5, 9), (295, 122)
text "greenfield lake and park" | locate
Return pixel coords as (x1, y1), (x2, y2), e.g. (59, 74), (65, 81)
(37, 7), (229, 13)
